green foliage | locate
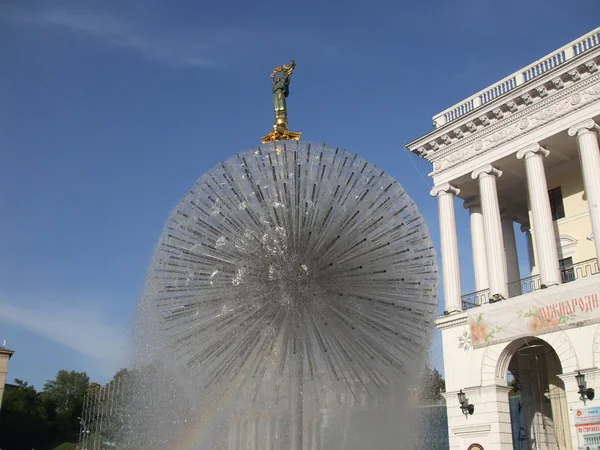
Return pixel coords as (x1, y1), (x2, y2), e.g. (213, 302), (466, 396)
(0, 380), (50, 449)
(0, 370), (90, 449)
(42, 370), (90, 441)
(419, 367), (446, 404)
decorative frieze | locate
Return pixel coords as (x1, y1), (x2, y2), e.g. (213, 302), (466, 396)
(569, 69), (581, 81)
(415, 147), (427, 157)
(536, 85), (548, 97)
(431, 75), (600, 172)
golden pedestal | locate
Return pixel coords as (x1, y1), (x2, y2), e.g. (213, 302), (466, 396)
(261, 128), (302, 143)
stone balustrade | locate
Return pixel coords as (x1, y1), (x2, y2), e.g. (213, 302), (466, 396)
(433, 27), (600, 126)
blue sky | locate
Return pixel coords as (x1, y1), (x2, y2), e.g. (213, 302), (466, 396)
(0, 0), (598, 388)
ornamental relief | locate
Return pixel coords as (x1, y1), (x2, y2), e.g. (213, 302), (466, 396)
(432, 81), (600, 173)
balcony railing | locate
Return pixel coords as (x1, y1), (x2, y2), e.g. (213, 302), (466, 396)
(462, 289), (490, 310)
(460, 258), (599, 310)
(507, 274), (541, 298)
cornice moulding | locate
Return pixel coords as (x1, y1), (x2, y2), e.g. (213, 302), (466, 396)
(406, 49), (600, 152)
(452, 424), (492, 436)
(435, 313), (468, 329)
(430, 74), (600, 173)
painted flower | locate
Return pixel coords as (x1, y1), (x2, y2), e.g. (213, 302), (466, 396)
(469, 316), (489, 346)
(527, 315), (560, 332)
(469, 313), (501, 346)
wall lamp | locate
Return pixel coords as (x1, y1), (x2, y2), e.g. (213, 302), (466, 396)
(458, 389), (474, 415)
(576, 371), (595, 401)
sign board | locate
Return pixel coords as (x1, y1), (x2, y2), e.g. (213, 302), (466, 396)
(574, 407), (600, 449)
(466, 280), (600, 349)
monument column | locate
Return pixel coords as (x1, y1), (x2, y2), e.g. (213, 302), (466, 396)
(517, 144), (561, 287)
(569, 119), (600, 260)
(464, 197), (489, 293)
(472, 165), (508, 299)
(431, 183), (462, 313)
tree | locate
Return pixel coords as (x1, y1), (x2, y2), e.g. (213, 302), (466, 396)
(0, 379), (50, 449)
(419, 367), (446, 404)
(41, 370), (90, 443)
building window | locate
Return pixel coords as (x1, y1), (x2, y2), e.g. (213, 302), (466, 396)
(548, 187), (565, 221)
(559, 257), (575, 283)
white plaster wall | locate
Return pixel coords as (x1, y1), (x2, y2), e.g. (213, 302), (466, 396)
(439, 276), (600, 450)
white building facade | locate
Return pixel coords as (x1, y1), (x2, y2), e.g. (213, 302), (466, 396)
(407, 28), (600, 450)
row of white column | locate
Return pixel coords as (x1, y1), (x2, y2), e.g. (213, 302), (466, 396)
(431, 118), (600, 313)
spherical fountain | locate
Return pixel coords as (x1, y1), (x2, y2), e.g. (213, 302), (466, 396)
(121, 62), (438, 450)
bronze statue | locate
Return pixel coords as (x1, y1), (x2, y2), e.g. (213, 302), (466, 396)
(261, 60), (302, 143)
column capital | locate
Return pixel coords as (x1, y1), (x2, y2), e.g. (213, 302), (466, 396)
(430, 182), (460, 197)
(471, 164), (502, 180)
(516, 143), (549, 160)
(568, 118), (600, 137)
(463, 196), (480, 210)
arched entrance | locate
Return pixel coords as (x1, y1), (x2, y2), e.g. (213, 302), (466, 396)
(507, 338), (572, 450)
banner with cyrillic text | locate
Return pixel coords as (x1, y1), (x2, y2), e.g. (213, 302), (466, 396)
(467, 279), (600, 349)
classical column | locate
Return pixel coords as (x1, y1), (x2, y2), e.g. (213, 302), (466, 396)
(521, 223), (536, 275)
(464, 197), (489, 292)
(501, 211), (520, 283)
(472, 165), (508, 298)
(430, 183), (463, 313)
(569, 119), (600, 260)
(517, 144), (561, 287)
